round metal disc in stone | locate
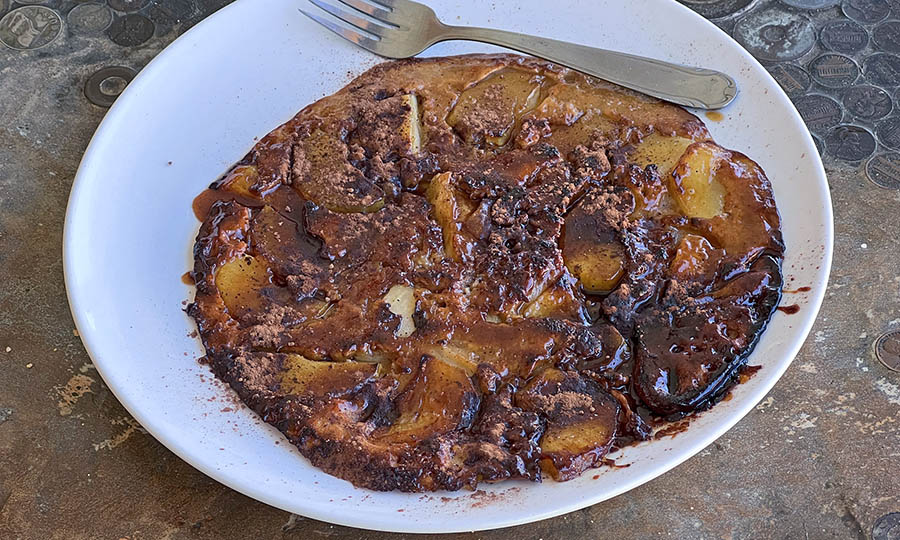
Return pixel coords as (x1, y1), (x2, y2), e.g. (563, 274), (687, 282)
(842, 0), (890, 24)
(873, 512), (900, 539)
(873, 21), (900, 54)
(813, 134), (825, 155)
(809, 53), (859, 89)
(876, 116), (900, 150)
(84, 65), (135, 108)
(147, 0), (196, 29)
(863, 53), (900, 87)
(842, 85), (893, 121)
(769, 63), (811, 96)
(106, 13), (153, 47)
(820, 20), (869, 54)
(795, 94), (843, 131)
(67, 2), (112, 35)
(0, 5), (61, 50)
(780, 0), (840, 8)
(713, 17), (736, 34)
(681, 0), (754, 20)
(107, 0), (151, 14)
(734, 6), (816, 62)
(825, 124), (876, 161)
(866, 153), (900, 189)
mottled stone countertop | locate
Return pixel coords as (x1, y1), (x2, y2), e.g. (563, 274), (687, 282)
(1, 0), (899, 538)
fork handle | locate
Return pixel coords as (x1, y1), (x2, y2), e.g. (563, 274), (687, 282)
(438, 25), (737, 109)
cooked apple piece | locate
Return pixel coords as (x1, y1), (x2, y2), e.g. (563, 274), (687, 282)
(615, 163), (671, 217)
(669, 143), (783, 260)
(563, 197), (626, 294)
(401, 94), (422, 155)
(670, 142), (727, 219)
(629, 133), (694, 180)
(292, 129), (384, 213)
(425, 344), (479, 377)
(696, 151), (783, 260)
(425, 172), (470, 261)
(374, 355), (478, 444)
(670, 233), (722, 278)
(539, 412), (618, 480)
(448, 69), (543, 146)
(439, 320), (562, 380)
(383, 285), (417, 338)
(522, 271), (587, 322)
(533, 78), (709, 139)
(250, 205), (323, 286)
(564, 244), (625, 294)
(215, 255), (275, 317)
(219, 165), (261, 199)
(634, 266), (781, 415)
(351, 94), (422, 157)
(517, 368), (620, 481)
(577, 323), (630, 373)
(532, 88), (585, 126)
(280, 353), (376, 397)
(544, 109), (619, 157)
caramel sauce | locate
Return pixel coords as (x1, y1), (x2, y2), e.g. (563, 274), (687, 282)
(783, 286), (811, 293)
(653, 418), (692, 439)
(193, 187), (257, 221)
(738, 364), (761, 383)
(705, 111), (724, 122)
(777, 304), (800, 314)
(181, 271), (194, 285)
(193, 187), (224, 221)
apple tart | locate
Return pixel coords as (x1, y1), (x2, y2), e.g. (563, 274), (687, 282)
(187, 54), (783, 492)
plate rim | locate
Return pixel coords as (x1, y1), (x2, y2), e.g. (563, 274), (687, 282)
(63, 0), (833, 533)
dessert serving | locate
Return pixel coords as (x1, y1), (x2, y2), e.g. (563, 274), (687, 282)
(187, 54), (784, 492)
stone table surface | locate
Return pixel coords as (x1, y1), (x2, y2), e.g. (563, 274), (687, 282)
(1, 0), (899, 538)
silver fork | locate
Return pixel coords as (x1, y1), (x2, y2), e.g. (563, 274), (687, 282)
(301, 0), (737, 110)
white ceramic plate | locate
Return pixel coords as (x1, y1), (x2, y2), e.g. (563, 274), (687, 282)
(64, 0), (832, 533)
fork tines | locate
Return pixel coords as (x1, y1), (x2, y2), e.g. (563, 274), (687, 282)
(302, 0), (402, 49)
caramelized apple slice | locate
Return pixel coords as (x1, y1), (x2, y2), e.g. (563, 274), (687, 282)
(375, 355), (478, 444)
(564, 244), (625, 294)
(425, 172), (471, 261)
(629, 133), (694, 180)
(418, 317), (560, 380)
(351, 94), (422, 157)
(517, 368), (620, 481)
(292, 129), (384, 213)
(544, 109), (619, 156)
(219, 165), (261, 199)
(250, 205), (323, 286)
(401, 94), (422, 155)
(521, 271), (587, 322)
(562, 194), (628, 294)
(383, 285), (417, 338)
(670, 233), (723, 279)
(532, 88), (585, 126)
(533, 77), (709, 139)
(673, 142), (783, 259)
(635, 279), (777, 414)
(577, 323), (630, 373)
(215, 255), (277, 317)
(448, 69), (543, 146)
(700, 151), (783, 259)
(670, 142), (727, 219)
(280, 354), (376, 398)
